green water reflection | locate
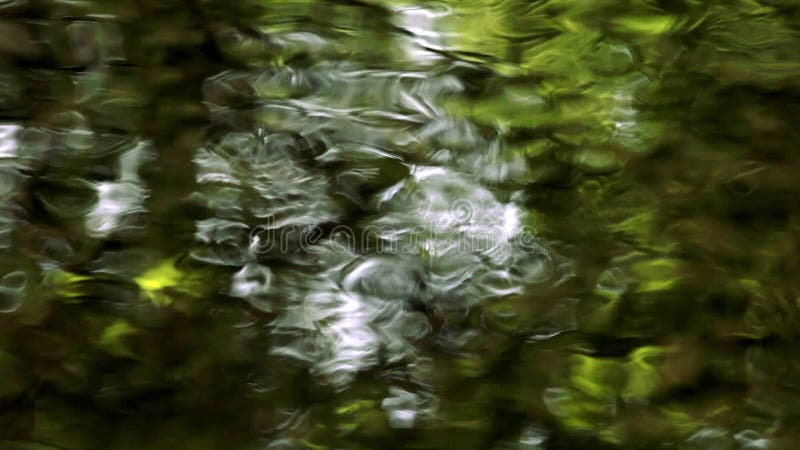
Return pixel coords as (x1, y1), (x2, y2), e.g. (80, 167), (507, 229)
(1, 0), (800, 449)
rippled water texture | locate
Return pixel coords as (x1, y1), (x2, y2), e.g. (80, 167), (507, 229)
(2, 0), (800, 449)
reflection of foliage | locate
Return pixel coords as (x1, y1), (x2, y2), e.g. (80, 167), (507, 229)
(415, 0), (800, 447)
(1, 0), (800, 448)
(98, 320), (137, 357)
(545, 348), (671, 443)
(135, 258), (207, 308)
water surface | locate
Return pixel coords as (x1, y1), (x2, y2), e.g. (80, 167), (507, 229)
(1, 0), (800, 449)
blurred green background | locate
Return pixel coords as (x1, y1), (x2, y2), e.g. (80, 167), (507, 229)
(1, 0), (800, 449)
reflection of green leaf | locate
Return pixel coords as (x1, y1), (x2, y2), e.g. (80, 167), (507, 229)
(98, 320), (137, 357)
(135, 258), (206, 307)
(456, 355), (485, 378)
(136, 259), (182, 293)
(631, 258), (680, 292)
(47, 270), (91, 301)
(334, 399), (387, 435)
(611, 212), (676, 253)
(613, 15), (679, 35)
(551, 347), (674, 442)
(624, 346), (667, 399)
(298, 439), (328, 450)
(545, 355), (623, 438)
(571, 354), (621, 400)
(336, 399), (375, 415)
(612, 211), (654, 237)
(571, 146), (626, 174)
